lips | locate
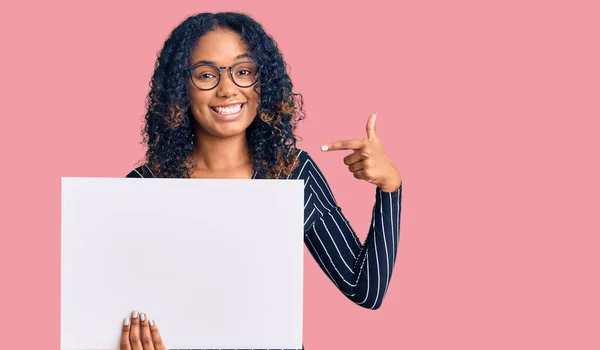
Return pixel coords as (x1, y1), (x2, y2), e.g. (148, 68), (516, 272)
(210, 103), (244, 115)
(209, 103), (245, 121)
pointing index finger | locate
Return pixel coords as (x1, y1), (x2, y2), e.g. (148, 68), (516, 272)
(322, 138), (366, 152)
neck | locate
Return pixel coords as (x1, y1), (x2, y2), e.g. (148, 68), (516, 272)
(191, 131), (251, 171)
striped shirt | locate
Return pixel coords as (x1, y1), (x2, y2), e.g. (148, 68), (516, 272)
(126, 149), (403, 350)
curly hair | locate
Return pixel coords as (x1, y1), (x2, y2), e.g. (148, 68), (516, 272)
(139, 12), (305, 178)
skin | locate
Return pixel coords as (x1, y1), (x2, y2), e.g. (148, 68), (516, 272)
(321, 113), (402, 192)
(120, 311), (166, 350)
(187, 28), (260, 179)
(120, 30), (402, 349)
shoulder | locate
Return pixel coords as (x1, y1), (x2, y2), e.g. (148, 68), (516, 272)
(295, 148), (311, 164)
(291, 148), (322, 180)
(126, 164), (155, 178)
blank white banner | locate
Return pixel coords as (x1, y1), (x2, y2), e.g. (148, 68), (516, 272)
(61, 177), (304, 350)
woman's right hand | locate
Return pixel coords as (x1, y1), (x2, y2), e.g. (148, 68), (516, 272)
(120, 310), (167, 350)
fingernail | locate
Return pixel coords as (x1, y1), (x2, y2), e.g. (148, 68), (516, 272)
(321, 145), (328, 152)
(124, 318), (130, 326)
(132, 310), (138, 319)
(140, 313), (146, 322)
(149, 320), (154, 327)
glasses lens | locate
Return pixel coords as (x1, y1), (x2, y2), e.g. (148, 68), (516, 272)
(232, 62), (258, 87)
(191, 65), (220, 90)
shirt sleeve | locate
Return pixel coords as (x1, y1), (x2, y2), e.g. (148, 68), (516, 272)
(125, 165), (154, 178)
(297, 151), (402, 309)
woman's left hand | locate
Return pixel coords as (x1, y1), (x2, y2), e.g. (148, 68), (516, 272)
(120, 311), (167, 350)
(321, 113), (402, 192)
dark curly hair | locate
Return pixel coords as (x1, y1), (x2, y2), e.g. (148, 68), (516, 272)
(138, 12), (305, 178)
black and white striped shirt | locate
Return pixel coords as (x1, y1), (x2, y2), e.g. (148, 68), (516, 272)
(126, 149), (403, 350)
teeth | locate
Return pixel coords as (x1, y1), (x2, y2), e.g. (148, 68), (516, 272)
(213, 104), (242, 115)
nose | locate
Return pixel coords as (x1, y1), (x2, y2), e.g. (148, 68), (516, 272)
(215, 71), (239, 98)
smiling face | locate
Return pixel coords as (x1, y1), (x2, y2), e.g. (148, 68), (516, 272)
(186, 28), (259, 139)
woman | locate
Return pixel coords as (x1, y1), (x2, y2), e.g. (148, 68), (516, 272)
(121, 11), (403, 350)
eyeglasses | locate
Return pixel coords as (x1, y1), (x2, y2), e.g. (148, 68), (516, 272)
(186, 61), (259, 91)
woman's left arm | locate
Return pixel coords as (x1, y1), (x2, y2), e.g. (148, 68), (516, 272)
(302, 113), (403, 309)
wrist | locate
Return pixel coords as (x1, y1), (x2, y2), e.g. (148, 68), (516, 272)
(378, 168), (402, 192)
(378, 178), (402, 192)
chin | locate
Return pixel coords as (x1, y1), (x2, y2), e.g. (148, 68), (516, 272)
(198, 118), (256, 139)
(192, 105), (257, 137)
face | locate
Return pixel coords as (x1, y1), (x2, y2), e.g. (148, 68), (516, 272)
(186, 28), (259, 139)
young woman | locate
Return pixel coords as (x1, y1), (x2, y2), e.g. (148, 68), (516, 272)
(120, 11), (403, 350)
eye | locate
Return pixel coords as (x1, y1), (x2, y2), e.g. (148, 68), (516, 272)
(191, 65), (219, 81)
(234, 63), (257, 77)
(196, 72), (216, 80)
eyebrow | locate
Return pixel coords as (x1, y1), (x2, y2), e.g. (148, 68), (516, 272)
(191, 53), (251, 67)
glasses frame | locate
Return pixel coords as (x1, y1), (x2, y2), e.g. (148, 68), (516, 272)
(185, 61), (259, 91)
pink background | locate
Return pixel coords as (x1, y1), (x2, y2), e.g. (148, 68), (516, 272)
(1, 1), (599, 349)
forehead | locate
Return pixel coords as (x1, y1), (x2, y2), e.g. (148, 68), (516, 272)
(190, 28), (249, 65)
